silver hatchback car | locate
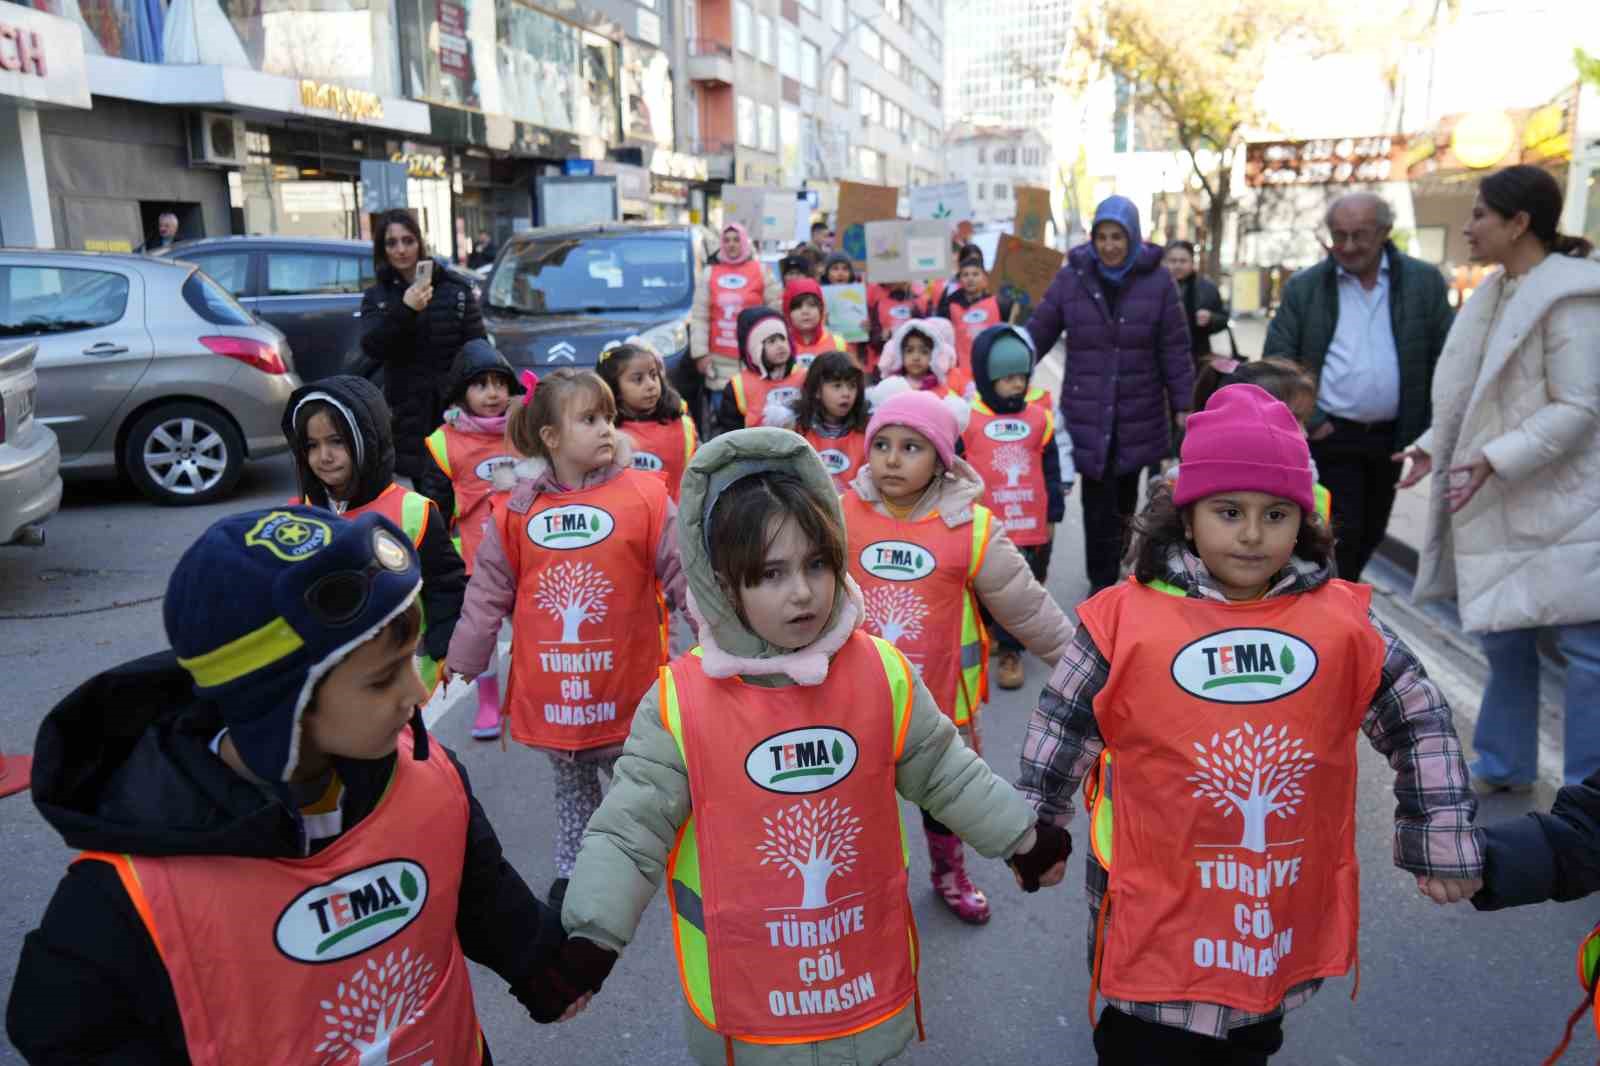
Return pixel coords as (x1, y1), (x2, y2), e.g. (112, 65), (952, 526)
(0, 250), (300, 505)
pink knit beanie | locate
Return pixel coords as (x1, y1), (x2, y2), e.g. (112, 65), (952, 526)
(865, 387), (962, 470)
(1173, 384), (1315, 515)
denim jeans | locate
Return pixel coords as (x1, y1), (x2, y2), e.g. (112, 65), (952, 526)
(1474, 621), (1600, 786)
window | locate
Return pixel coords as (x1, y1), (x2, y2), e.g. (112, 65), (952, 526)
(265, 253), (368, 296)
(183, 272), (253, 326)
(975, 183), (985, 201)
(758, 14), (775, 64)
(0, 266), (129, 336)
(829, 0), (845, 33)
(857, 146), (882, 181)
(735, 1), (754, 53)
(799, 0), (818, 13)
(993, 183), (1007, 199)
(858, 84), (880, 125)
(883, 99), (902, 134)
(759, 103), (778, 151)
(183, 252), (251, 296)
(779, 24), (799, 78)
(884, 0), (901, 18)
(485, 234), (693, 313)
(857, 25), (880, 62)
(800, 39), (820, 88)
(883, 44), (901, 78)
(830, 62), (848, 104)
(977, 145), (986, 163)
(738, 94), (759, 146)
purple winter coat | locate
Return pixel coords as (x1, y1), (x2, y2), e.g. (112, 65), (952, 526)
(1026, 241), (1194, 479)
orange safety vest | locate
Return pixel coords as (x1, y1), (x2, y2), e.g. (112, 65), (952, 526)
(730, 367), (807, 428)
(948, 295), (1001, 375)
(842, 493), (993, 725)
(621, 413), (698, 503)
(1074, 578), (1385, 1015)
(659, 631), (920, 1045)
(961, 392), (1054, 548)
(424, 423), (518, 572)
(803, 428), (868, 492)
(792, 330), (847, 370)
(709, 260), (768, 359)
(497, 470), (669, 751)
(76, 727), (483, 1066)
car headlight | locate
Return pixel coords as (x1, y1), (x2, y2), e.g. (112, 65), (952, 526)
(641, 317), (690, 357)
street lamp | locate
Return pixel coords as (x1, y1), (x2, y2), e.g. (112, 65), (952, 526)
(810, 8), (885, 182)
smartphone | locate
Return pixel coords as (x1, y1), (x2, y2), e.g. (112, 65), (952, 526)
(415, 259), (434, 286)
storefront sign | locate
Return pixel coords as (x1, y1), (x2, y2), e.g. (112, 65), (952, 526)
(1245, 137), (1407, 187)
(300, 80), (385, 123)
(1407, 85), (1579, 178)
(391, 151), (447, 178)
(0, 5), (89, 109)
(437, 1), (471, 79)
(650, 150), (707, 182)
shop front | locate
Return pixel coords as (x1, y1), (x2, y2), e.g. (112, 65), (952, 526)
(0, 2), (90, 247)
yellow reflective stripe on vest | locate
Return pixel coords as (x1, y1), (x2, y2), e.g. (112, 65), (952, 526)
(1147, 578), (1186, 598)
(953, 506), (995, 725)
(425, 429), (451, 478)
(865, 635), (916, 868)
(680, 414), (697, 462)
(659, 662), (716, 1028)
(1313, 482), (1332, 523)
(730, 375), (747, 414)
(1087, 750), (1114, 866)
(398, 491), (436, 686)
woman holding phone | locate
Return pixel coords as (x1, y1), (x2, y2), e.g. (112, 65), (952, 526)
(359, 207), (487, 482)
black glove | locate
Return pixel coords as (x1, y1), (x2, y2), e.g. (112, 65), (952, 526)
(1007, 820), (1072, 893)
(510, 938), (618, 1023)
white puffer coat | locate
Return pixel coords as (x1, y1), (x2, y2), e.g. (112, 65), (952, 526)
(1410, 252), (1600, 632)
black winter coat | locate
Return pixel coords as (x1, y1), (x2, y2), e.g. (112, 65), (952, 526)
(6, 653), (558, 1064)
(1178, 274), (1229, 360)
(359, 258), (487, 480)
(1474, 770), (1600, 910)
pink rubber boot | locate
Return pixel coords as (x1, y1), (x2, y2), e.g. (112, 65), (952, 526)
(472, 675), (502, 740)
(926, 828), (990, 924)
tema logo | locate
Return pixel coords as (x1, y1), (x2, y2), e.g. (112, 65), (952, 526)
(632, 451), (664, 472)
(982, 418), (1031, 442)
(859, 539), (936, 582)
(527, 504), (615, 550)
(275, 859), (427, 963)
(718, 273), (750, 289)
(1171, 628), (1317, 704)
(817, 448), (851, 475)
(474, 455), (518, 481)
(244, 510), (331, 563)
(768, 386), (801, 407)
(747, 727), (859, 794)
(889, 305), (912, 319)
(794, 353), (816, 370)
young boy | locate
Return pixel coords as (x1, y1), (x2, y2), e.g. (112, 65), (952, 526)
(6, 507), (589, 1063)
(938, 248), (1015, 377)
(782, 277), (848, 370)
(960, 325), (1068, 690)
(714, 306), (805, 434)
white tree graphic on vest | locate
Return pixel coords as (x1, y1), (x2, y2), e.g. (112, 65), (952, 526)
(534, 561), (614, 643)
(1186, 723), (1315, 853)
(991, 443), (1030, 488)
(863, 585), (928, 646)
(314, 948), (437, 1065)
(756, 798), (863, 909)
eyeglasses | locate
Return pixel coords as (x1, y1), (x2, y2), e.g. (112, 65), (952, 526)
(302, 530), (412, 624)
(1324, 228), (1380, 247)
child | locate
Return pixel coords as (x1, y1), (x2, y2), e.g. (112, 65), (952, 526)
(765, 349), (871, 489)
(1017, 383), (1483, 1063)
(783, 277), (849, 370)
(878, 317), (972, 400)
(960, 325), (1070, 691)
(713, 305), (806, 435)
(845, 383), (1072, 923)
(447, 368), (684, 904)
(543, 428), (1071, 1064)
(822, 251), (857, 285)
(284, 376), (465, 694)
(417, 341), (526, 739)
(867, 281), (923, 378)
(937, 247), (1014, 379)
(6, 506), (580, 1062)
(779, 252), (816, 286)
(597, 340), (698, 503)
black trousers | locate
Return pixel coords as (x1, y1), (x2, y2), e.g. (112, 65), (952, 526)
(984, 541), (1053, 651)
(1310, 416), (1402, 582)
(1081, 469), (1143, 593)
(1094, 1006), (1284, 1066)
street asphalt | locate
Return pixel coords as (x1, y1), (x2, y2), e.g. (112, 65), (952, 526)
(1, 452), (1592, 1066)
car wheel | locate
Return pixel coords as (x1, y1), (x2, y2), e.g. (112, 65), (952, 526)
(121, 402), (246, 506)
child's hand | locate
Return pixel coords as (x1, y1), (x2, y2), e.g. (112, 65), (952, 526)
(1007, 821), (1072, 892)
(1416, 874), (1483, 904)
(557, 992), (593, 1022)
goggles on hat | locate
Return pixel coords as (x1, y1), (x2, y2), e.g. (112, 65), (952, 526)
(303, 527), (413, 625)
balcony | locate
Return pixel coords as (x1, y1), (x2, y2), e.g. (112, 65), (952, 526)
(689, 137), (736, 180)
(687, 39), (735, 87)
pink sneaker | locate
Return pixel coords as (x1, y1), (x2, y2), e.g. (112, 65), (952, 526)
(926, 828), (990, 925)
(472, 676), (502, 740)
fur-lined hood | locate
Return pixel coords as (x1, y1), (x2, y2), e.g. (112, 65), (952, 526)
(879, 317), (958, 382)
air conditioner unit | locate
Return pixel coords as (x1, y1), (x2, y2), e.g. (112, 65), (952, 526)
(188, 112), (247, 168)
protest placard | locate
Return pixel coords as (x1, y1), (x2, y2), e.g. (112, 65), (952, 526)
(823, 282), (869, 342)
(835, 181), (900, 268)
(1013, 185), (1053, 243)
(992, 233), (1065, 306)
(909, 181), (973, 223)
(864, 219), (951, 282)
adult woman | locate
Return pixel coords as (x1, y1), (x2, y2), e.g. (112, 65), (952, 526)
(688, 222), (781, 396)
(359, 208), (486, 481)
(1398, 165), (1600, 789)
(1026, 195), (1193, 593)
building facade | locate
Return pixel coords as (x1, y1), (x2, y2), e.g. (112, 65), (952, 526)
(942, 123), (1050, 228)
(944, 0), (1073, 131)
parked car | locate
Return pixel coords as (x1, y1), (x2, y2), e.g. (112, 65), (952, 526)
(0, 343), (61, 545)
(0, 249), (299, 505)
(161, 236), (376, 384)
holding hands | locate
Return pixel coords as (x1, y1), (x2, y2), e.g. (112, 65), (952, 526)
(1008, 820), (1072, 893)
(1416, 875), (1483, 905)
(514, 935), (618, 1024)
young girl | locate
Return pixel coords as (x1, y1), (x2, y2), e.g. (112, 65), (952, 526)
(764, 349), (871, 489)
(714, 306), (806, 435)
(867, 281), (923, 378)
(597, 340), (698, 503)
(284, 375), (465, 693)
(878, 317), (972, 400)
(844, 380), (1072, 923)
(784, 277), (848, 370)
(822, 252), (857, 286)
(446, 368), (684, 903)
(547, 427), (1070, 1065)
(1019, 383), (1482, 1063)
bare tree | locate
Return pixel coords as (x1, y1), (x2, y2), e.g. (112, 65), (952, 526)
(534, 561), (614, 643)
(314, 949), (438, 1065)
(1187, 722), (1315, 853)
(756, 798), (864, 909)
(990, 443), (1032, 488)
(863, 585), (929, 647)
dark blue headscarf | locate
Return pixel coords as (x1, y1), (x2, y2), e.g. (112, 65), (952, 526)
(1090, 195), (1143, 286)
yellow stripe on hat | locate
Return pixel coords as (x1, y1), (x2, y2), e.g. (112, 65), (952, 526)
(177, 617), (304, 689)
